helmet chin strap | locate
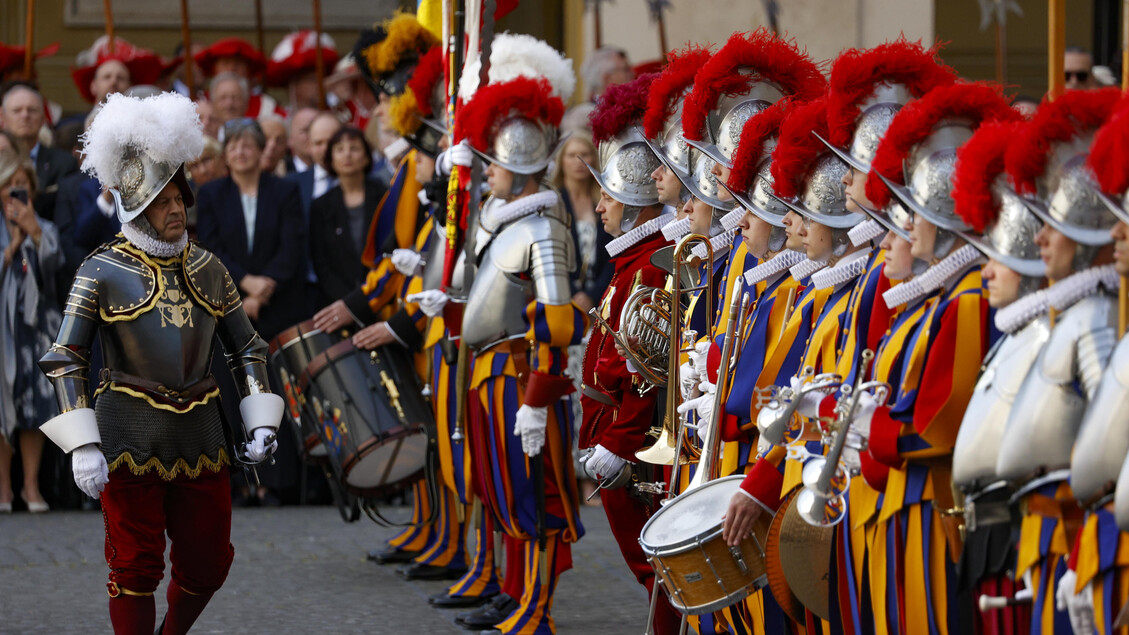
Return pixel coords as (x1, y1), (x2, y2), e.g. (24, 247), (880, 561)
(619, 204), (643, 233)
(509, 173), (534, 198)
(931, 227), (958, 262)
(828, 228), (853, 262)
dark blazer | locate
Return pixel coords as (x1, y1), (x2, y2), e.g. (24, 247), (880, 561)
(287, 168), (316, 224)
(53, 171), (120, 295)
(34, 145), (79, 222)
(309, 179), (385, 306)
(561, 188), (614, 303)
(195, 173), (308, 340)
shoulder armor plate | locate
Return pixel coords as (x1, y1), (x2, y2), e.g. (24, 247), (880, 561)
(77, 240), (161, 322)
(183, 242), (241, 317)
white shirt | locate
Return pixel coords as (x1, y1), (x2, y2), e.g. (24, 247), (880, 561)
(240, 192), (257, 252)
(312, 164), (332, 200)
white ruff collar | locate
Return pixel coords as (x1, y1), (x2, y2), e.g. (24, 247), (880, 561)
(810, 248), (871, 290)
(790, 256), (826, 281)
(849, 219), (885, 247)
(485, 190), (559, 227)
(745, 249), (805, 285)
(691, 230), (735, 261)
(1046, 264), (1120, 312)
(995, 289), (1051, 334)
(661, 217), (692, 241)
(883, 244), (983, 309)
(606, 213), (675, 257)
(719, 207), (745, 232)
(121, 221), (188, 258)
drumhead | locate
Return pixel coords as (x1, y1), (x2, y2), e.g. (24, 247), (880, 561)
(345, 430), (428, 489)
(641, 475), (743, 548)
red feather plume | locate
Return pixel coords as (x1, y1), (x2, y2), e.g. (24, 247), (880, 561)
(590, 72), (659, 144)
(682, 29), (826, 142)
(826, 39), (958, 148)
(406, 46), (444, 118)
(770, 97), (830, 199)
(643, 44), (713, 139)
(454, 77), (564, 151)
(726, 98), (795, 192)
(1005, 87), (1122, 195)
(951, 121), (1024, 232)
(865, 82), (1020, 208)
(1088, 93), (1129, 195)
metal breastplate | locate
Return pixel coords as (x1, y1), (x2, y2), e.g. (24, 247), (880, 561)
(952, 316), (1051, 491)
(420, 219), (447, 293)
(99, 260), (218, 388)
(1072, 334), (1129, 503)
(996, 295), (1118, 485)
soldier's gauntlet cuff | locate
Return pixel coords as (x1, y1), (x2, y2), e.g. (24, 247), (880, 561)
(40, 408), (100, 453)
(239, 393), (284, 435)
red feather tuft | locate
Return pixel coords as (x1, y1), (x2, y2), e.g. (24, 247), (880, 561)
(643, 44), (713, 139)
(1005, 87), (1122, 194)
(769, 97), (830, 199)
(406, 46), (444, 118)
(681, 29), (825, 142)
(590, 73), (659, 144)
(951, 121), (1023, 232)
(865, 82), (1020, 208)
(826, 39), (957, 148)
(726, 98), (795, 192)
(454, 77), (564, 151)
(1088, 93), (1129, 195)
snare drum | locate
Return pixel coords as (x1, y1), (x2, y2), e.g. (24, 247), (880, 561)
(268, 320), (339, 464)
(300, 341), (433, 497)
(639, 475), (771, 615)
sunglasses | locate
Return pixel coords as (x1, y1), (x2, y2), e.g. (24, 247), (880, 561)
(1065, 70), (1090, 82)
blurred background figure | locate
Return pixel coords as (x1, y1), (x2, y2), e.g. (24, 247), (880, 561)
(0, 148), (62, 513)
(266, 31), (339, 112)
(562, 46), (633, 135)
(1065, 45), (1099, 90)
(0, 83), (77, 222)
(209, 72), (250, 126)
(285, 107), (319, 174)
(259, 114), (289, 176)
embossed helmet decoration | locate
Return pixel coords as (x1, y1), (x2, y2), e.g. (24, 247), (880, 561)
(722, 99), (798, 230)
(867, 82), (1021, 259)
(642, 45), (713, 198)
(80, 92), (203, 223)
(1005, 87), (1122, 250)
(588, 73), (662, 231)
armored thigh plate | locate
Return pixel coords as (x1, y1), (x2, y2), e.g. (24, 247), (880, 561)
(1072, 335), (1129, 503)
(996, 296), (1118, 484)
(953, 317), (1051, 491)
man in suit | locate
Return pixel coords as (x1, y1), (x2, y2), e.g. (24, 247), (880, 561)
(0, 84), (78, 221)
(288, 111), (340, 301)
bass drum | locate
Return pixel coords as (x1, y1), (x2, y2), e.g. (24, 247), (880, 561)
(268, 320), (340, 464)
(300, 341), (433, 498)
(639, 475), (771, 615)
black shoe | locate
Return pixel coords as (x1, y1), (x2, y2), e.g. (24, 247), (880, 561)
(396, 563), (469, 581)
(429, 591), (496, 608)
(368, 548), (420, 564)
(457, 594), (519, 629)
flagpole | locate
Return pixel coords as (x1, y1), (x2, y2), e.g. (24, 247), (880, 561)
(255, 0), (266, 92)
(1047, 0), (1065, 100)
(180, 0), (194, 97)
(23, 0), (35, 78)
(103, 0), (115, 53)
(312, 0), (326, 109)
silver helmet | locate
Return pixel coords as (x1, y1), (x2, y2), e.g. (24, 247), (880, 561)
(718, 148), (789, 229)
(1019, 153), (1115, 247)
(685, 79), (786, 169)
(820, 82), (913, 172)
(675, 147), (733, 211)
(771, 153), (861, 229)
(855, 197), (913, 242)
(586, 126), (662, 231)
(640, 111), (693, 201)
(469, 115), (561, 175)
(110, 148), (195, 224)
(960, 180), (1046, 278)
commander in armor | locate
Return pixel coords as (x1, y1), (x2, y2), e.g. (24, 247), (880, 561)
(36, 92), (283, 635)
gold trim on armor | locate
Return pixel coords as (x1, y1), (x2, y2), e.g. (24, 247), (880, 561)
(95, 382), (220, 413)
(90, 248), (164, 323)
(107, 448), (230, 481)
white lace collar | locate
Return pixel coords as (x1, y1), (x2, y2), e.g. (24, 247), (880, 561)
(661, 217), (692, 242)
(1046, 264), (1120, 312)
(485, 190), (560, 228)
(848, 218), (885, 247)
(994, 289), (1051, 334)
(790, 256), (827, 281)
(121, 220), (188, 259)
(691, 230), (736, 261)
(744, 249), (805, 285)
(810, 247), (871, 290)
(882, 244), (984, 309)
(605, 212), (674, 257)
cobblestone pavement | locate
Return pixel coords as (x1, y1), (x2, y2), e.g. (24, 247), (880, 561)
(0, 503), (648, 634)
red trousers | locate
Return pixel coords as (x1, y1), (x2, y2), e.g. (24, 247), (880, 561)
(101, 465), (234, 596)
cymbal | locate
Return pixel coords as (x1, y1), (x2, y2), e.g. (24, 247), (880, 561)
(778, 496), (834, 621)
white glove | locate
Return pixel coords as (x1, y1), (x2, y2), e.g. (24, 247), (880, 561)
(436, 140), (474, 176)
(850, 391), (879, 439)
(514, 404), (548, 457)
(790, 375), (826, 419)
(1056, 570), (1096, 635)
(406, 289), (450, 317)
(390, 248), (423, 276)
(581, 444), (627, 480)
(72, 443), (109, 500)
(679, 361), (700, 400)
(244, 427), (279, 464)
(677, 383), (716, 442)
(689, 341), (712, 379)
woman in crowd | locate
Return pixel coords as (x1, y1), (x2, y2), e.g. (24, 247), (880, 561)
(309, 126), (386, 307)
(0, 148), (63, 513)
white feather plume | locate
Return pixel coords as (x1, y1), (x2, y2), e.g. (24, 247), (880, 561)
(80, 92), (204, 189)
(458, 33), (575, 102)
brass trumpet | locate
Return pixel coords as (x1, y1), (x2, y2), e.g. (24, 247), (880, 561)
(755, 369), (843, 447)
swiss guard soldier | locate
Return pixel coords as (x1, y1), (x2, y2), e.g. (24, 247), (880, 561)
(37, 92), (283, 635)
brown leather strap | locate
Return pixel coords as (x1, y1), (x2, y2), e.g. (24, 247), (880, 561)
(581, 384), (619, 407)
(102, 369), (218, 405)
(508, 339), (531, 390)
